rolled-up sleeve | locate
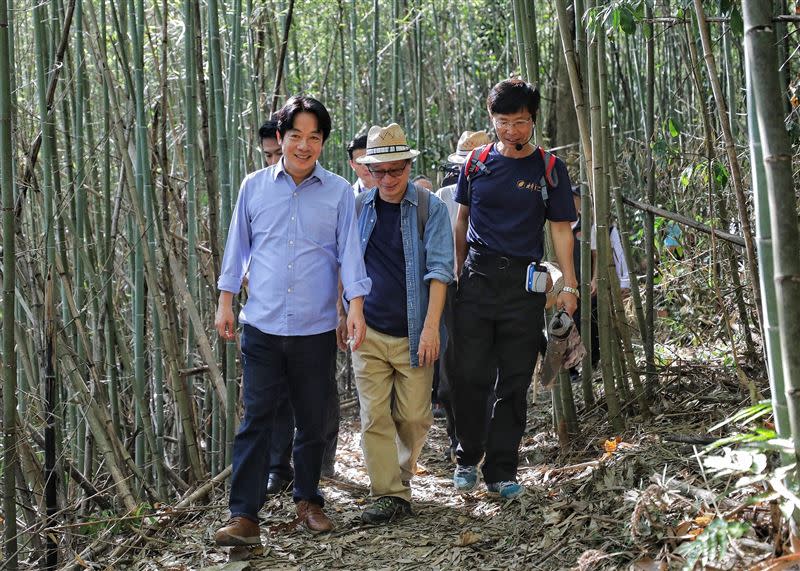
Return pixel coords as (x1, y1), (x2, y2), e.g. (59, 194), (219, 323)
(422, 197), (455, 285)
(337, 185), (372, 300)
(217, 181), (252, 293)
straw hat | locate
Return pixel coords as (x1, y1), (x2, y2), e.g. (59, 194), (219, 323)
(447, 130), (492, 164)
(355, 123), (420, 164)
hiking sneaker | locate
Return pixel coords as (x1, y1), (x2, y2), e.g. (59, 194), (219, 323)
(453, 465), (478, 493)
(361, 496), (413, 525)
(486, 481), (524, 499)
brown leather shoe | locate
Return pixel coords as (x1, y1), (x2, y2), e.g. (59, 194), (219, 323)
(214, 516), (261, 546)
(296, 500), (334, 534)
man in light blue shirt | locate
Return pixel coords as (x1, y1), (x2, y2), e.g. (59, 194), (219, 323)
(214, 96), (371, 546)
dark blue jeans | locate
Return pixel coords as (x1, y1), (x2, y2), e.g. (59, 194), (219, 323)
(453, 248), (545, 483)
(229, 325), (336, 521)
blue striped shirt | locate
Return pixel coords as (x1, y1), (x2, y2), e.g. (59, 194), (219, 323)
(218, 160), (372, 336)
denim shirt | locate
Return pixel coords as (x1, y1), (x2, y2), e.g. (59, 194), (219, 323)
(356, 183), (455, 367)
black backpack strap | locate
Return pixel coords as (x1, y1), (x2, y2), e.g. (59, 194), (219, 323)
(416, 185), (430, 241)
(355, 190), (367, 218)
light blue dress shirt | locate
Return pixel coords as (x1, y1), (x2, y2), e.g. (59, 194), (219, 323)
(356, 183), (454, 366)
(218, 160), (372, 336)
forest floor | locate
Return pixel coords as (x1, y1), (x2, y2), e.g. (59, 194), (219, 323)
(109, 363), (782, 571)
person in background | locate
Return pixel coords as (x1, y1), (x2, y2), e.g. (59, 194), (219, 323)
(259, 118), (283, 166)
(434, 130), (492, 462)
(411, 174), (433, 192)
(347, 134), (378, 195)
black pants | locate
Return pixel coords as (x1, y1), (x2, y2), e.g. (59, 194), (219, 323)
(453, 248), (545, 483)
(436, 282), (460, 447)
(266, 361), (340, 480)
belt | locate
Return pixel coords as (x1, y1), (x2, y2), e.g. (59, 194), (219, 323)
(467, 245), (535, 271)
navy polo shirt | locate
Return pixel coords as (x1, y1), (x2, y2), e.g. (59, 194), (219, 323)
(454, 145), (577, 260)
(363, 196), (408, 338)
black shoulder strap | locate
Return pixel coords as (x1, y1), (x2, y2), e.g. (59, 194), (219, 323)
(416, 185), (430, 241)
(355, 190), (367, 218)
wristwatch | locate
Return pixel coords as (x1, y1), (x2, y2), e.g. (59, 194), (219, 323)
(561, 285), (580, 298)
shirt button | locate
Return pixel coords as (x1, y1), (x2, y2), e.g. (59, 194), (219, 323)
(287, 264), (292, 269)
(287, 287), (292, 293)
(289, 240), (294, 245)
(293, 192), (298, 197)
(291, 216), (295, 221)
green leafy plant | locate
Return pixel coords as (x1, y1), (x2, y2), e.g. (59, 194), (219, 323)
(676, 518), (750, 570)
(678, 402), (799, 568)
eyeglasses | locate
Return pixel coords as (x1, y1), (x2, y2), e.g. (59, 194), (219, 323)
(368, 164), (408, 179)
(492, 117), (533, 131)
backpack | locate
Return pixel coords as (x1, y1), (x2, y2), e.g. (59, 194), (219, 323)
(463, 143), (559, 207)
(355, 183), (431, 240)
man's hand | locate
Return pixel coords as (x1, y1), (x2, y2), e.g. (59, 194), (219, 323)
(417, 325), (440, 367)
(215, 291), (236, 340)
(347, 297), (367, 351)
(590, 276), (597, 297)
(557, 290), (578, 316)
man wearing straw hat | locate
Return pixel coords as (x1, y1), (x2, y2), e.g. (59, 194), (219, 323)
(351, 123), (454, 524)
(452, 79), (578, 499)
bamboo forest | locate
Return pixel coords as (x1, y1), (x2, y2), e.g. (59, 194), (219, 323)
(1, 0), (799, 568)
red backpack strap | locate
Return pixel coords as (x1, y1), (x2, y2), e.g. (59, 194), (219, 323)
(463, 148), (480, 177)
(463, 143), (493, 178)
(539, 147), (559, 188)
(477, 143), (493, 164)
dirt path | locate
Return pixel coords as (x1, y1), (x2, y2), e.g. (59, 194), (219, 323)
(121, 374), (763, 570)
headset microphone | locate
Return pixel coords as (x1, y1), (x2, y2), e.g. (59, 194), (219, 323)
(515, 143), (524, 151)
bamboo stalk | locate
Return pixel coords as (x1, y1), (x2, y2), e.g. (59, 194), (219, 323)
(692, 0), (762, 336)
(743, 0), (800, 469)
(1, 0), (18, 562)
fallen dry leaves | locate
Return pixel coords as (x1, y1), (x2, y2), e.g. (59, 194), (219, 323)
(75, 368), (779, 571)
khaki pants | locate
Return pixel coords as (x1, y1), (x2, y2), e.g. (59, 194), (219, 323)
(352, 326), (434, 501)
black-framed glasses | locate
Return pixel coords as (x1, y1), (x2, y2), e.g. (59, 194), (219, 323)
(368, 164), (408, 179)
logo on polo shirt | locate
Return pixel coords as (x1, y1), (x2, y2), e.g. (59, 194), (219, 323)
(516, 179), (542, 192)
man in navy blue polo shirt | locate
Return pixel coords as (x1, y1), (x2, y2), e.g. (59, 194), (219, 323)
(452, 79), (578, 499)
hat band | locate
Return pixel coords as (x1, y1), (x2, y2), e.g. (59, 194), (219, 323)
(366, 144), (410, 156)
